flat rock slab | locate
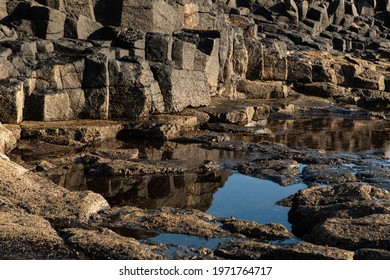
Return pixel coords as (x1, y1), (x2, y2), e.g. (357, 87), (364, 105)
(0, 157), (109, 224)
(93, 206), (233, 239)
(61, 227), (163, 260)
(215, 240), (354, 260)
(235, 159), (300, 186)
(20, 120), (126, 144)
(302, 164), (358, 186)
(0, 207), (75, 259)
(289, 183), (390, 236)
(221, 218), (293, 240)
(119, 115), (198, 140)
(308, 214), (390, 251)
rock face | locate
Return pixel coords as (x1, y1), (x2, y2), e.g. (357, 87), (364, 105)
(0, 123), (17, 154)
(289, 183), (390, 251)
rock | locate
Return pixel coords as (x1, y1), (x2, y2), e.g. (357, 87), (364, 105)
(0, 157), (110, 224)
(82, 52), (109, 119)
(65, 14), (103, 40)
(0, 79), (24, 124)
(118, 0), (181, 34)
(31, 5), (67, 40)
(0, 122), (17, 154)
(288, 184), (390, 236)
(20, 119), (125, 143)
(301, 164), (357, 186)
(237, 80), (288, 99)
(307, 214), (390, 250)
(118, 114), (198, 141)
(221, 218), (293, 240)
(172, 37), (196, 70)
(235, 159), (300, 186)
(151, 63), (210, 112)
(287, 54), (312, 82)
(262, 40), (288, 81)
(61, 228), (162, 260)
(294, 82), (346, 98)
(93, 206), (232, 239)
(92, 147), (139, 161)
(245, 37), (263, 80)
(215, 240), (354, 260)
(354, 248), (390, 260)
(354, 69), (385, 91)
(109, 59), (165, 118)
(0, 0), (7, 19)
(0, 207), (76, 259)
(145, 32), (173, 63)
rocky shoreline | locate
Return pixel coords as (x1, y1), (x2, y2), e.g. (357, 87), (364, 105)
(0, 0), (389, 259)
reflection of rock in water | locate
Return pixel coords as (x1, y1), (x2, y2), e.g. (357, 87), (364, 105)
(46, 163), (88, 192)
(86, 170), (230, 211)
(266, 118), (390, 152)
(385, 141), (390, 159)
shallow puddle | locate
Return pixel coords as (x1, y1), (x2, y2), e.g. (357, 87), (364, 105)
(206, 174), (306, 230)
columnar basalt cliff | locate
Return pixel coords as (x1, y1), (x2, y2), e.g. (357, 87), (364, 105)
(0, 0), (389, 260)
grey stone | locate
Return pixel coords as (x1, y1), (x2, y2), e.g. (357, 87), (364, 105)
(237, 80), (288, 99)
(66, 15), (103, 40)
(82, 52), (109, 119)
(294, 82), (346, 98)
(287, 54), (312, 82)
(215, 240), (354, 260)
(172, 38), (196, 70)
(109, 59), (164, 118)
(145, 32), (173, 62)
(31, 5), (67, 40)
(308, 214), (390, 250)
(151, 63), (210, 112)
(0, 80), (24, 124)
(0, 123), (17, 154)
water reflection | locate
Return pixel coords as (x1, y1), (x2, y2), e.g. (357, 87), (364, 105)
(261, 118), (390, 153)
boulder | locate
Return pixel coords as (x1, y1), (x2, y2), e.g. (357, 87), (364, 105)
(26, 89), (85, 121)
(215, 240), (354, 260)
(0, 79), (24, 124)
(151, 63), (210, 112)
(287, 54), (312, 82)
(288, 183), (390, 236)
(94, 206), (231, 239)
(262, 40), (288, 81)
(0, 0), (7, 19)
(237, 80), (288, 99)
(0, 207), (75, 259)
(221, 218), (293, 240)
(31, 5), (66, 40)
(307, 214), (390, 250)
(61, 228), (162, 260)
(172, 38), (196, 70)
(294, 82), (346, 98)
(108, 59), (165, 118)
(82, 52), (109, 119)
(354, 69), (385, 91)
(245, 38), (263, 80)
(0, 122), (17, 154)
(65, 14), (103, 40)
(119, 0), (181, 34)
(145, 32), (173, 62)
(0, 157), (110, 223)
(354, 248), (390, 260)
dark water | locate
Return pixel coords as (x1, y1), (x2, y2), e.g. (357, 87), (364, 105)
(234, 118), (390, 156)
